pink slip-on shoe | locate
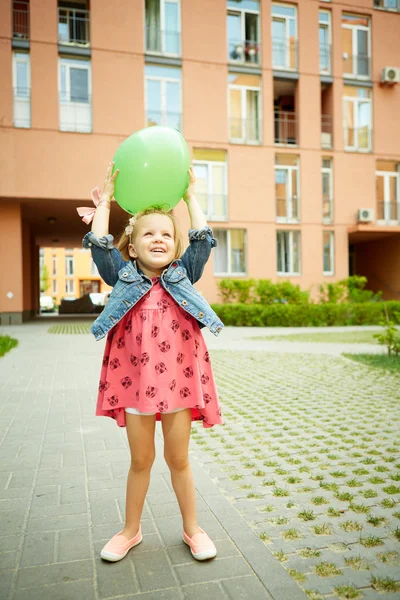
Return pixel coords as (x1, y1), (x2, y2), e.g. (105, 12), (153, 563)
(183, 527), (217, 561)
(100, 525), (143, 562)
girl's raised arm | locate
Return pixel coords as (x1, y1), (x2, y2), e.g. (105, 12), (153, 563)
(91, 162), (119, 237)
(183, 167), (207, 230)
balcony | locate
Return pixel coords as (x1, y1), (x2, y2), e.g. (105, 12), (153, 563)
(274, 111), (297, 145)
(276, 197), (299, 223)
(343, 54), (370, 79)
(374, 0), (399, 11)
(229, 118), (261, 144)
(147, 110), (181, 131)
(58, 7), (90, 47)
(59, 92), (92, 133)
(196, 193), (228, 222)
(228, 39), (261, 66)
(321, 115), (333, 149)
(146, 27), (181, 56)
(319, 43), (331, 74)
(377, 202), (400, 223)
(272, 38), (298, 71)
(12, 2), (29, 41)
(13, 86), (31, 128)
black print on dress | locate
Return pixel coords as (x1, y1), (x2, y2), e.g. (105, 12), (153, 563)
(193, 348), (198, 358)
(194, 404), (202, 410)
(130, 354), (139, 366)
(155, 361), (168, 375)
(194, 339), (200, 350)
(146, 386), (157, 398)
(107, 330), (116, 342)
(102, 355), (110, 367)
(157, 401), (168, 412)
(98, 381), (110, 392)
(169, 379), (176, 391)
(184, 366), (194, 378)
(140, 352), (150, 366)
(116, 337), (125, 349)
(181, 329), (191, 341)
(121, 376), (132, 388)
(176, 352), (184, 364)
(203, 393), (212, 404)
(201, 373), (209, 384)
(125, 320), (132, 334)
(157, 298), (170, 312)
(109, 358), (121, 370)
(170, 320), (180, 332)
(184, 313), (191, 321)
(180, 387), (191, 398)
(151, 325), (160, 338)
(140, 312), (147, 322)
(158, 340), (171, 353)
(217, 407), (222, 416)
(135, 390), (139, 401)
(107, 395), (119, 406)
(136, 333), (142, 345)
(204, 351), (210, 363)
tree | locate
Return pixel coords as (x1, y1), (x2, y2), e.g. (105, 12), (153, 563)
(40, 265), (50, 293)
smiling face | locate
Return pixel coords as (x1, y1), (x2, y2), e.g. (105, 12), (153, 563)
(128, 213), (177, 277)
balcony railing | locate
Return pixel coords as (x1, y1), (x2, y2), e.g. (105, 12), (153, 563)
(323, 198), (333, 222)
(272, 37), (298, 70)
(344, 125), (372, 152)
(274, 111), (297, 145)
(343, 53), (370, 79)
(13, 4), (29, 40)
(146, 27), (181, 56)
(58, 8), (90, 46)
(229, 118), (261, 144)
(321, 115), (333, 149)
(320, 43), (331, 73)
(377, 201), (400, 222)
(374, 0), (399, 11)
(147, 110), (181, 131)
(228, 39), (261, 65)
(196, 193), (228, 221)
(13, 86), (31, 128)
(59, 92), (92, 133)
(276, 197), (299, 222)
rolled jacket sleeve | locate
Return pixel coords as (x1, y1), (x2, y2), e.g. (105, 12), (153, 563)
(82, 231), (115, 250)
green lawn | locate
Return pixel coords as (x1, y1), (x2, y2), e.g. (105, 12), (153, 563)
(48, 323), (92, 334)
(0, 335), (18, 357)
(251, 330), (382, 344)
(343, 353), (400, 373)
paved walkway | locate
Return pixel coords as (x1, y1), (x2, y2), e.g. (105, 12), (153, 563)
(0, 322), (308, 600)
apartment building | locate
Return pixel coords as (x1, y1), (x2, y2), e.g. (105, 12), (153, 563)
(1, 0), (399, 324)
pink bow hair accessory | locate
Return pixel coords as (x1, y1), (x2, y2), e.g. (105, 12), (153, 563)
(76, 186), (107, 225)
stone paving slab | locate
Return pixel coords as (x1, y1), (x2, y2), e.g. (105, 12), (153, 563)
(0, 322), (311, 600)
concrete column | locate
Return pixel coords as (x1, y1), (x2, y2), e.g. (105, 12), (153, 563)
(0, 202), (24, 324)
(0, 2), (12, 127)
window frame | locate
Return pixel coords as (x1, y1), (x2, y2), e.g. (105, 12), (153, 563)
(65, 279), (75, 294)
(145, 0), (181, 56)
(12, 51), (31, 128)
(213, 229), (247, 276)
(192, 159), (228, 221)
(58, 57), (92, 133)
(342, 14), (371, 80)
(228, 81), (261, 144)
(271, 2), (298, 71)
(323, 230), (335, 276)
(322, 159), (334, 223)
(145, 66), (182, 130)
(343, 88), (372, 152)
(276, 229), (301, 275)
(319, 10), (331, 74)
(65, 255), (75, 277)
(275, 159), (300, 224)
(376, 168), (400, 224)
(227, 3), (260, 65)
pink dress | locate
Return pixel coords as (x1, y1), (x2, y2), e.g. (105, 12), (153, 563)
(96, 277), (223, 428)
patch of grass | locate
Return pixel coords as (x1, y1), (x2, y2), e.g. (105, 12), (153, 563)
(352, 468), (369, 476)
(229, 473), (243, 481)
(286, 500), (295, 509)
(334, 585), (361, 599)
(281, 528), (301, 540)
(313, 523), (333, 535)
(346, 478), (363, 488)
(327, 507), (343, 518)
(349, 503), (370, 514)
(273, 487), (290, 497)
(263, 460), (279, 467)
(393, 527), (400, 541)
(383, 484), (400, 494)
(320, 482), (340, 492)
(287, 476), (302, 484)
(259, 504), (275, 513)
(0, 335), (18, 357)
(331, 471), (347, 478)
(360, 535), (383, 548)
(345, 555), (369, 570)
(298, 547), (321, 558)
(394, 511), (400, 519)
(247, 492), (263, 499)
(360, 489), (378, 499)
(298, 509), (316, 521)
(314, 562), (342, 577)
(305, 591), (324, 600)
(367, 515), (387, 527)
(389, 472), (400, 481)
(253, 469), (266, 477)
(273, 550), (288, 562)
(381, 498), (397, 508)
(340, 521), (363, 532)
(311, 496), (329, 505)
(48, 323), (91, 334)
(259, 532), (271, 543)
(262, 478), (276, 487)
(371, 576), (400, 593)
(374, 465), (389, 472)
(376, 551), (399, 565)
(259, 331), (378, 344)
(335, 491), (354, 502)
(289, 569), (306, 583)
(344, 353), (400, 373)
(368, 475), (385, 484)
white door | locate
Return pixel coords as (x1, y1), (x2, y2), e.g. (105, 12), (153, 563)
(13, 53), (30, 128)
(59, 59), (91, 132)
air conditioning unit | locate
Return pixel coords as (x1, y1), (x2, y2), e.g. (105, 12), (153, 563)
(358, 208), (374, 223)
(381, 66), (400, 84)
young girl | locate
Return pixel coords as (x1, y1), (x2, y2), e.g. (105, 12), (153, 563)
(80, 161), (224, 563)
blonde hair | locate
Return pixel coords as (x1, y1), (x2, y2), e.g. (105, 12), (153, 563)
(116, 206), (184, 262)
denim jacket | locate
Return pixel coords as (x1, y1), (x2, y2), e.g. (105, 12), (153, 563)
(82, 226), (224, 341)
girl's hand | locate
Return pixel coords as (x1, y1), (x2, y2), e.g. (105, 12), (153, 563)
(183, 167), (196, 203)
(101, 161), (119, 201)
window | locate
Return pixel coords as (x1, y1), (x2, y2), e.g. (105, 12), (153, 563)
(52, 256), (57, 276)
(277, 230), (300, 275)
(91, 259), (99, 276)
(145, 65), (181, 130)
(271, 4), (297, 70)
(373, 0), (399, 11)
(12, 52), (30, 128)
(275, 155), (299, 223)
(343, 86), (372, 152)
(145, 0), (181, 55)
(214, 229), (246, 275)
(58, 4), (90, 46)
(323, 231), (334, 275)
(65, 279), (75, 294)
(52, 279), (57, 295)
(229, 73), (261, 143)
(342, 14), (370, 79)
(376, 161), (400, 223)
(322, 158), (333, 223)
(59, 58), (91, 133)
(227, 0), (260, 65)
(13, 1), (30, 40)
(319, 11), (331, 74)
(193, 149), (228, 221)
(65, 255), (74, 276)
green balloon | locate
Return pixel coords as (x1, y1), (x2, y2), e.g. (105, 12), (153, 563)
(112, 126), (190, 215)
